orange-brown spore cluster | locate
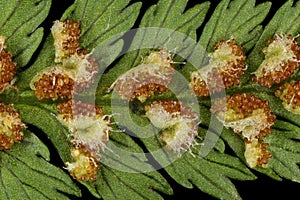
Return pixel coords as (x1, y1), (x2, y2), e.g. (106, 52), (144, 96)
(111, 49), (175, 102)
(190, 38), (246, 97)
(252, 34), (300, 88)
(213, 38), (246, 88)
(245, 139), (272, 168)
(32, 19), (99, 101)
(211, 93), (275, 168)
(191, 68), (221, 97)
(56, 99), (104, 120)
(0, 102), (26, 150)
(33, 71), (74, 100)
(130, 83), (169, 102)
(0, 36), (16, 93)
(61, 19), (81, 57)
(275, 80), (300, 114)
(65, 147), (99, 182)
(150, 100), (182, 114)
(57, 100), (111, 181)
(52, 19), (87, 62)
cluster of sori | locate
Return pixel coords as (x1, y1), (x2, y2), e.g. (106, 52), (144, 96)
(253, 34), (300, 114)
(30, 19), (99, 100)
(32, 17), (299, 180)
(197, 33), (298, 168)
(0, 36), (26, 150)
(57, 99), (111, 181)
(111, 49), (200, 155)
(31, 19), (112, 181)
(110, 33), (299, 165)
(190, 38), (247, 97)
(211, 93), (275, 168)
(190, 38), (275, 168)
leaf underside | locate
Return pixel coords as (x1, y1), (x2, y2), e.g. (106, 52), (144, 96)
(0, 0), (299, 200)
(0, 131), (80, 200)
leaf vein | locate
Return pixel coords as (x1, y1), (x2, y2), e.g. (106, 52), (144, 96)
(225, 0), (248, 35)
(105, 167), (152, 200)
(0, 167), (10, 200)
(2, 162), (31, 200)
(154, 0), (176, 44)
(204, 1), (227, 53)
(4, 152), (73, 190)
(86, 11), (132, 48)
(272, 153), (298, 176)
(0, 0), (21, 30)
(79, 0), (89, 21)
(6, 2), (46, 41)
(184, 157), (233, 197)
(100, 169), (117, 199)
(230, 10), (264, 34)
(80, 0), (115, 39)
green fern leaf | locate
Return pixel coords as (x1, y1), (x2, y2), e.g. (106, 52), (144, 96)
(0, 131), (80, 199)
(4, 0), (300, 199)
(98, 0), (210, 88)
(0, 0), (51, 67)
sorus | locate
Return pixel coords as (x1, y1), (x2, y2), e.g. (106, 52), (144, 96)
(65, 147), (99, 182)
(145, 100), (199, 155)
(57, 100), (111, 160)
(211, 93), (275, 140)
(51, 19), (85, 63)
(252, 34), (300, 88)
(275, 80), (300, 114)
(0, 36), (17, 93)
(31, 20), (99, 101)
(244, 139), (272, 168)
(190, 38), (246, 97)
(0, 102), (26, 150)
(211, 93), (275, 168)
(110, 49), (176, 102)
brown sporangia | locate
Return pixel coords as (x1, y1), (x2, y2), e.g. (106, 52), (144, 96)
(252, 34), (300, 88)
(30, 19), (99, 101)
(0, 36), (17, 93)
(0, 102), (26, 150)
(57, 99), (112, 181)
(65, 147), (99, 182)
(211, 93), (275, 168)
(145, 100), (199, 154)
(110, 49), (176, 102)
(275, 80), (300, 114)
(190, 38), (247, 97)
